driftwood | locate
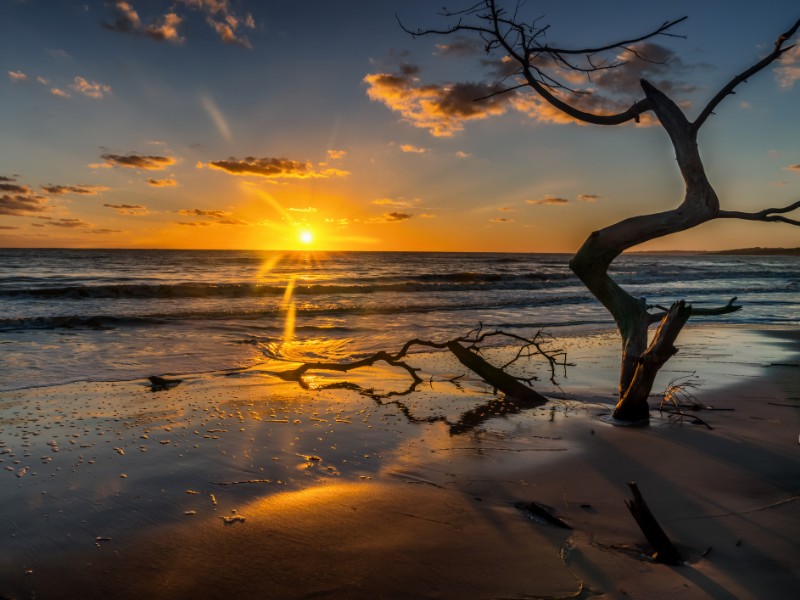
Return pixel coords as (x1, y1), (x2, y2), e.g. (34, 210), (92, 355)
(261, 328), (570, 433)
(148, 375), (182, 392)
(625, 482), (683, 565)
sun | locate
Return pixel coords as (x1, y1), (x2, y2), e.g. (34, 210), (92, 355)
(299, 230), (314, 245)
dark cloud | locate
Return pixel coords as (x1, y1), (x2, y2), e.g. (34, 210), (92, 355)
(147, 177), (178, 187)
(0, 194), (50, 216)
(42, 184), (108, 195)
(47, 218), (91, 228)
(383, 212), (413, 222)
(577, 194), (600, 202)
(104, 203), (148, 215)
(179, 208), (230, 218)
(89, 228), (123, 234)
(435, 38), (483, 57)
(177, 221), (213, 227)
(0, 182), (33, 194)
(784, 164), (800, 172)
(205, 157), (347, 179)
(98, 153), (176, 170)
(0, 225), (20, 230)
(489, 217), (512, 223)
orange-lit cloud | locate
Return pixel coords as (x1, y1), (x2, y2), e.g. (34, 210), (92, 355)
(50, 87), (70, 98)
(104, 2), (184, 43)
(373, 198), (414, 208)
(527, 196), (569, 205)
(179, 208), (230, 218)
(400, 144), (428, 154)
(95, 153), (176, 170)
(104, 203), (149, 215)
(327, 149), (347, 160)
(8, 70), (27, 82)
(364, 64), (511, 137)
(577, 194), (600, 202)
(1, 177), (50, 215)
(288, 206), (318, 213)
(71, 76), (112, 99)
(489, 217), (512, 223)
(375, 212), (413, 222)
(203, 157), (348, 179)
(180, 0), (256, 48)
(784, 164), (800, 172)
(147, 177), (178, 187)
(42, 184), (109, 195)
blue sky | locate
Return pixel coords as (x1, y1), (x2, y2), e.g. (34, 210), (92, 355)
(1, 0), (798, 251)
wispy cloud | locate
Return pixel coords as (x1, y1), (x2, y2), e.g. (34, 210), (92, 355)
(104, 2), (184, 43)
(374, 212), (413, 222)
(46, 218), (91, 228)
(202, 157), (348, 179)
(527, 196), (570, 206)
(400, 144), (428, 154)
(577, 194), (600, 202)
(94, 153), (176, 170)
(42, 184), (109, 195)
(489, 217), (512, 223)
(287, 206), (318, 213)
(50, 87), (70, 98)
(327, 149), (347, 160)
(775, 44), (800, 89)
(179, 0), (256, 48)
(8, 70), (27, 82)
(71, 76), (112, 99)
(200, 94), (233, 142)
(104, 203), (149, 215)
(179, 208), (230, 218)
(372, 198), (415, 208)
(147, 177), (178, 187)
(783, 164), (800, 172)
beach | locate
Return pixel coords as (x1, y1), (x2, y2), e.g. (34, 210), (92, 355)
(1, 324), (797, 599)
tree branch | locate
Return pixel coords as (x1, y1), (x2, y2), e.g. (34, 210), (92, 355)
(693, 17), (800, 131)
(718, 199), (800, 226)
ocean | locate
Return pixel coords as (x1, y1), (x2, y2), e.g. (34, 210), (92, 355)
(0, 249), (797, 392)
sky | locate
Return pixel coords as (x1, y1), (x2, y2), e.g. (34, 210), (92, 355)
(1, 0), (799, 252)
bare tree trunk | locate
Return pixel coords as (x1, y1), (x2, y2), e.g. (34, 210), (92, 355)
(570, 81), (717, 422)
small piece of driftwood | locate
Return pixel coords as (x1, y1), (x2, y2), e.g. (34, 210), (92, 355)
(624, 482), (683, 565)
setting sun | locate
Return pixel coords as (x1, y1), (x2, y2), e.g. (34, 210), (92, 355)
(299, 230), (314, 245)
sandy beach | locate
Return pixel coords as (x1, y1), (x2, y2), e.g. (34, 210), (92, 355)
(1, 324), (798, 599)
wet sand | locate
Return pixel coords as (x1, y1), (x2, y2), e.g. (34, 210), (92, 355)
(0, 325), (798, 599)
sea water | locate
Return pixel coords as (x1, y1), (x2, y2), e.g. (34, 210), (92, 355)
(0, 249), (797, 391)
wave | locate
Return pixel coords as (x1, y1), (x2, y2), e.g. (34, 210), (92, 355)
(0, 272), (576, 300)
(0, 294), (595, 331)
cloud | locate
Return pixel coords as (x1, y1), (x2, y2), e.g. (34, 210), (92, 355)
(419, 213), (437, 218)
(50, 87), (70, 98)
(327, 149), (347, 160)
(367, 43), (699, 134)
(287, 207), (318, 213)
(364, 64), (512, 137)
(527, 196), (570, 205)
(434, 39), (482, 57)
(200, 94), (233, 143)
(498, 207), (514, 212)
(89, 228), (123, 234)
(400, 144), (428, 154)
(455, 151), (471, 159)
(202, 157), (348, 179)
(179, 208), (230, 218)
(775, 44), (800, 89)
(46, 218), (91, 228)
(0, 181), (33, 195)
(0, 193), (50, 216)
(104, 203), (149, 215)
(71, 76), (112, 99)
(577, 194), (600, 202)
(96, 153), (176, 170)
(381, 212), (413, 222)
(104, 2), (184, 43)
(179, 0), (256, 48)
(372, 198), (414, 208)
(177, 221), (213, 227)
(783, 164), (800, 172)
(8, 70), (27, 82)
(489, 217), (512, 223)
(147, 177), (178, 187)
(42, 184), (109, 195)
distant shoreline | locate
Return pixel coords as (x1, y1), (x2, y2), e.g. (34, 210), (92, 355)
(1, 247), (798, 255)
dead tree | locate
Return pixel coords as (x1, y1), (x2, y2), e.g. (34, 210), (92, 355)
(403, 1), (800, 423)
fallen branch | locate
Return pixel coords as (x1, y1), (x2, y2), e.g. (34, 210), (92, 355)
(624, 482), (683, 565)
